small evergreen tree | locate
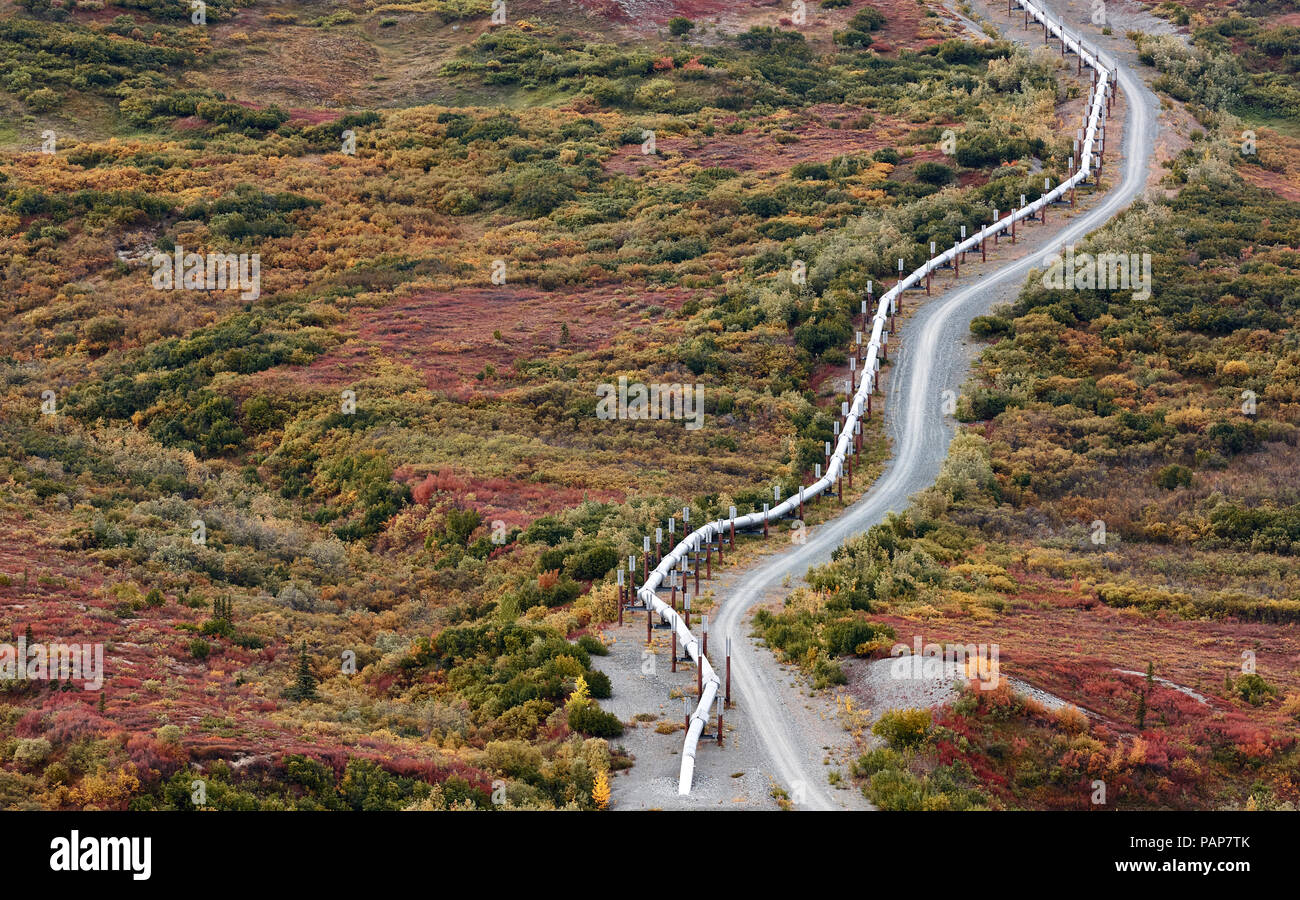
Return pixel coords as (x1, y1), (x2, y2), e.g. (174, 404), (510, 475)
(288, 644), (318, 701)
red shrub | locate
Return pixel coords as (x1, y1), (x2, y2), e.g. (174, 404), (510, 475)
(125, 733), (187, 781)
(15, 709), (46, 737)
(46, 705), (112, 744)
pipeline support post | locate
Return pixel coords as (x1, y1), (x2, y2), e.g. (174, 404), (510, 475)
(725, 637), (732, 707)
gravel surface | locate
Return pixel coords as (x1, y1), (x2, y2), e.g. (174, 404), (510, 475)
(1114, 669), (1210, 704)
(849, 657), (1080, 715)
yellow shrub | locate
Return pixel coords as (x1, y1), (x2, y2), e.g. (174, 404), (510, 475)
(68, 767), (139, 809)
(1166, 406), (1210, 432)
(1054, 705), (1089, 735)
(1281, 693), (1300, 721)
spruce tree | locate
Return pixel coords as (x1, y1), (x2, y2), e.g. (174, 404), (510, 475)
(290, 644), (318, 702)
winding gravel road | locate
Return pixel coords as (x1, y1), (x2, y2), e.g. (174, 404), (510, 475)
(709, 1), (1161, 810)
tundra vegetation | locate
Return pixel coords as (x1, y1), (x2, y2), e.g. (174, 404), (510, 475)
(0, 0), (1116, 808)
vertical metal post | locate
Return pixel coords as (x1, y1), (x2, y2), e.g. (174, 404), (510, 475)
(725, 637), (732, 707)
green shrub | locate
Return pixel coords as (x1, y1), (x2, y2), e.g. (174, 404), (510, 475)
(577, 634), (608, 656)
(13, 738), (52, 767)
(851, 746), (905, 778)
(567, 544), (618, 581)
(914, 161), (955, 185)
(585, 668), (613, 699)
(834, 29), (874, 49)
(1230, 673), (1278, 706)
(567, 700), (623, 737)
(24, 88), (60, 113)
(873, 708), (932, 749)
(849, 6), (886, 30)
(812, 656), (847, 688)
(1155, 464), (1193, 490)
(969, 315), (1011, 338)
